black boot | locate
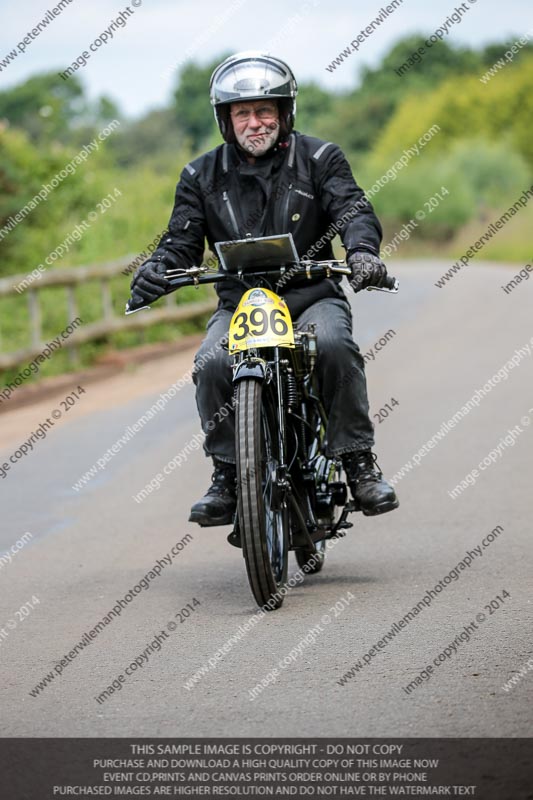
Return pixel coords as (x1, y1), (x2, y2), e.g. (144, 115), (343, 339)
(189, 459), (237, 527)
(342, 450), (399, 516)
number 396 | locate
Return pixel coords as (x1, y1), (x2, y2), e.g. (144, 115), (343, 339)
(232, 307), (288, 340)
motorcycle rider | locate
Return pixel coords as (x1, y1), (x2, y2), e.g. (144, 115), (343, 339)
(131, 51), (399, 526)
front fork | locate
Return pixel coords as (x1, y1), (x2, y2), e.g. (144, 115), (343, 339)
(231, 348), (289, 512)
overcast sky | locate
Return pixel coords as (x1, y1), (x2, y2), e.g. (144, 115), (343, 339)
(1, 0), (532, 118)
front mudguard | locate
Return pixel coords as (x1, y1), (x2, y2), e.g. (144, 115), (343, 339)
(232, 357), (269, 384)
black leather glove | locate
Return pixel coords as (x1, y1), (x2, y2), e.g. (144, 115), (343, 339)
(347, 250), (388, 293)
(130, 258), (171, 304)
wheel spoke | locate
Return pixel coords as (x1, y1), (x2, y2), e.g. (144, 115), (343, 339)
(260, 411), (285, 582)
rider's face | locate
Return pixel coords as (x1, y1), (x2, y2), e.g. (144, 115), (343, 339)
(230, 100), (280, 157)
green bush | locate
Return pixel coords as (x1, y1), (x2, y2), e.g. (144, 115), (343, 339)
(357, 138), (531, 242)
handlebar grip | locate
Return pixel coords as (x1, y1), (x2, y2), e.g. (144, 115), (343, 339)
(364, 273), (399, 293)
(125, 274), (196, 315)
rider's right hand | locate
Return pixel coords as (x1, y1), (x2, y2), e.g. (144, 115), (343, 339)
(130, 258), (171, 304)
(347, 250), (388, 293)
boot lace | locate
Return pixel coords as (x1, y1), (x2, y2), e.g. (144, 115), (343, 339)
(207, 463), (236, 497)
(344, 451), (383, 484)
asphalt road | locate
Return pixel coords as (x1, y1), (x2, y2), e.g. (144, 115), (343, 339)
(0, 260), (532, 737)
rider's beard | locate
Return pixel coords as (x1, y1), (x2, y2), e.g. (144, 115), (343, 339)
(235, 120), (280, 157)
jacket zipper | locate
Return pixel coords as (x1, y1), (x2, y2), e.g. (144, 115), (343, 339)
(283, 183), (293, 230)
(223, 191), (240, 237)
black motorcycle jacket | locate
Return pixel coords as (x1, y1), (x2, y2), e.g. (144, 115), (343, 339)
(153, 131), (383, 317)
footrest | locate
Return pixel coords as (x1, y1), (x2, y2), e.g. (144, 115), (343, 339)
(227, 528), (242, 549)
(324, 528), (347, 540)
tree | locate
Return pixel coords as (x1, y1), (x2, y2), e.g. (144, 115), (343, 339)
(172, 56), (229, 150)
(0, 72), (86, 142)
(373, 55), (533, 168)
(106, 108), (189, 169)
(294, 83), (334, 136)
(318, 36), (483, 155)
(0, 71), (124, 147)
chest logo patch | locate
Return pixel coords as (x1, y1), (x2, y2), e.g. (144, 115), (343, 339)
(294, 188), (315, 200)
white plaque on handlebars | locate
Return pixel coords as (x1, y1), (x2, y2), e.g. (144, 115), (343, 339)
(215, 234), (300, 273)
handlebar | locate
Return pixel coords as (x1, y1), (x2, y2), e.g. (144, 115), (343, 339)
(125, 260), (399, 315)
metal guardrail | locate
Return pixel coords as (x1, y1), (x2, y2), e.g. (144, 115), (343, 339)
(0, 256), (216, 370)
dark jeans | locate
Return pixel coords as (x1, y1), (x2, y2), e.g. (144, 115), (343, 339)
(191, 297), (374, 464)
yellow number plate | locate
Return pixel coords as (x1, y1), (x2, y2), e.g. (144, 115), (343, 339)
(228, 288), (295, 352)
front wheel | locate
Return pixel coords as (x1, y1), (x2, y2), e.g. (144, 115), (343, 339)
(236, 377), (289, 610)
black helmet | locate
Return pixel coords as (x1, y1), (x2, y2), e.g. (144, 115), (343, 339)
(209, 51), (298, 143)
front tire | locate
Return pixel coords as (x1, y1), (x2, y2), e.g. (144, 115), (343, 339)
(236, 377), (289, 610)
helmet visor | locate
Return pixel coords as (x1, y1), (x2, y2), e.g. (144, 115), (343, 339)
(211, 53), (297, 106)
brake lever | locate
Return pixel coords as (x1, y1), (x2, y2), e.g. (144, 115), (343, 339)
(125, 264), (213, 314)
(125, 276), (186, 312)
(164, 265), (215, 278)
(125, 300), (151, 315)
(164, 268), (192, 277)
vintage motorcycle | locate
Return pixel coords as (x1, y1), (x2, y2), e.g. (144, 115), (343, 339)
(126, 235), (397, 610)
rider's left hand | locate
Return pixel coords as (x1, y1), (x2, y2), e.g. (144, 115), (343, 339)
(130, 258), (171, 304)
(347, 250), (388, 292)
